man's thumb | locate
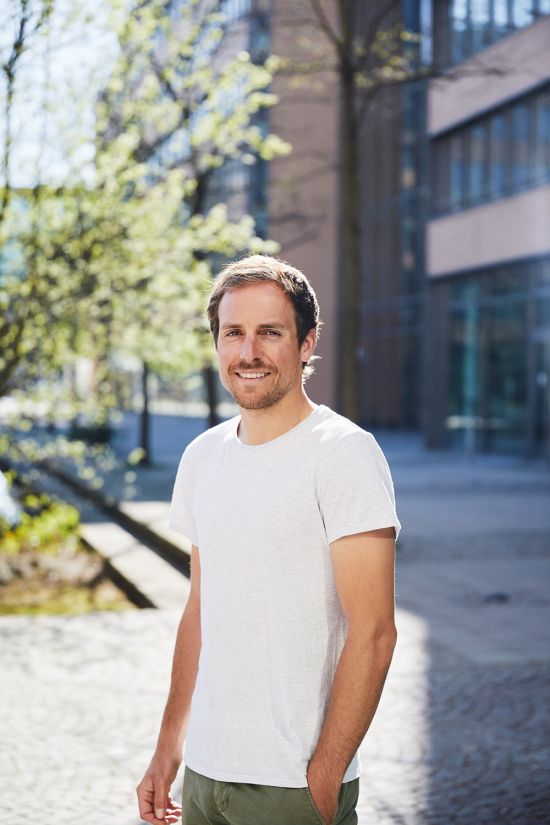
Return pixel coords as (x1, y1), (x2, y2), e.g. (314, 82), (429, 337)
(154, 782), (167, 820)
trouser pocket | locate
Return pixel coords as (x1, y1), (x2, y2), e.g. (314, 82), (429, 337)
(304, 780), (360, 825)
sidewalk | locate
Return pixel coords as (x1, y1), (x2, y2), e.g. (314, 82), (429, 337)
(1, 413), (549, 825)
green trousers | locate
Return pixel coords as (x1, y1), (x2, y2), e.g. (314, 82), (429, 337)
(182, 765), (360, 825)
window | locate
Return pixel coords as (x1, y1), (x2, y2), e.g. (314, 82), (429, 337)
(450, 133), (466, 210)
(512, 0), (534, 27)
(493, 0), (511, 35)
(468, 122), (489, 204)
(451, 0), (469, 63)
(430, 83), (550, 216)
(435, 0), (548, 68)
(534, 89), (550, 183)
(471, 0), (491, 51)
(431, 140), (451, 215)
(511, 102), (531, 189)
(489, 112), (509, 198)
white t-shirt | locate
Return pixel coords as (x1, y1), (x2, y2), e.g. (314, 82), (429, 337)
(168, 403), (401, 788)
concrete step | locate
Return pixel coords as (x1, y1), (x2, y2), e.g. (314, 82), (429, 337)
(1, 456), (189, 611)
(79, 521), (189, 610)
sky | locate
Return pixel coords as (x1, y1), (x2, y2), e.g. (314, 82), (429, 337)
(1, 0), (122, 188)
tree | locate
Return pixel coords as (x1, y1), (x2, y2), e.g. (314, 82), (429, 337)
(271, 0), (427, 422)
(92, 0), (290, 459)
(1, 0), (53, 226)
(1, 0), (291, 468)
(1, 0), (54, 396)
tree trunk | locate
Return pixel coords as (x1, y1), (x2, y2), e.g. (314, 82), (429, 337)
(337, 54), (361, 423)
(139, 360), (152, 465)
(203, 364), (218, 429)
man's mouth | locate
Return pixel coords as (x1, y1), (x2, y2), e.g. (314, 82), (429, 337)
(235, 372), (271, 381)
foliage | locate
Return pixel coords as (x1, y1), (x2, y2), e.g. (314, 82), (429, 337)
(0, 0), (289, 433)
(0, 468), (80, 555)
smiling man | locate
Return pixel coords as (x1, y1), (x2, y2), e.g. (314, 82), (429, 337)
(136, 255), (401, 825)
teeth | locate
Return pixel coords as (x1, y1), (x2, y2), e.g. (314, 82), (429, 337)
(238, 373), (268, 379)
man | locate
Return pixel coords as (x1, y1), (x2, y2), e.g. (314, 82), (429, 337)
(136, 255), (401, 825)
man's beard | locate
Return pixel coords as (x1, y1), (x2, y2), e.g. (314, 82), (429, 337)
(227, 369), (298, 410)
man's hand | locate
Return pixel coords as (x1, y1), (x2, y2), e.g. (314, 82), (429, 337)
(136, 751), (183, 825)
(306, 760), (342, 825)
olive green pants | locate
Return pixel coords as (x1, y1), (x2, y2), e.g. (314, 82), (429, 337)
(182, 765), (359, 825)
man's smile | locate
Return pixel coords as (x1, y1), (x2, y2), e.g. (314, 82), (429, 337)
(235, 371), (271, 381)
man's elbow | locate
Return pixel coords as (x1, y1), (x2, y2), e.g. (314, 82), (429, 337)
(347, 621), (397, 654)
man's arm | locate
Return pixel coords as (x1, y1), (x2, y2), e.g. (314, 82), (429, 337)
(136, 544), (202, 825)
(307, 527), (397, 825)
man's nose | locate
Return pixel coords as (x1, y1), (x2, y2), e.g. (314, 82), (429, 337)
(239, 334), (263, 362)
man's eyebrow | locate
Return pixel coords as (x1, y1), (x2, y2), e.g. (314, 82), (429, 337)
(220, 322), (288, 330)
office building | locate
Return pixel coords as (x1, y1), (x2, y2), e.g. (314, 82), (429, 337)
(426, 2), (550, 456)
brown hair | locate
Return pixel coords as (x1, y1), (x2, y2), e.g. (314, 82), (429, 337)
(206, 254), (323, 381)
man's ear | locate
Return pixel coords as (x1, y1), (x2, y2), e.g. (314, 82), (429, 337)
(300, 328), (317, 363)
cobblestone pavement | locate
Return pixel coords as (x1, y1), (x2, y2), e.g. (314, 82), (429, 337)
(2, 418), (549, 825)
(1, 605), (549, 825)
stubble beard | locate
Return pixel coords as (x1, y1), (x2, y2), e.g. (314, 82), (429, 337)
(227, 368), (300, 411)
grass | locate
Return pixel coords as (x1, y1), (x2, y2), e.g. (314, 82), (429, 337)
(0, 575), (135, 616)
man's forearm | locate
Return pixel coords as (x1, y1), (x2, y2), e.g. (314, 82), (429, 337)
(308, 627), (397, 785)
(155, 603), (201, 755)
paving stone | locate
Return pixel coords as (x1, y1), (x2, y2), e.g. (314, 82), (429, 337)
(2, 422), (549, 825)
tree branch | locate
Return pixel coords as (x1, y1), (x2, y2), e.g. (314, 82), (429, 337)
(309, 0), (343, 57)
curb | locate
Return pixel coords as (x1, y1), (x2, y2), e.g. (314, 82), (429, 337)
(41, 458), (191, 577)
(1, 456), (190, 611)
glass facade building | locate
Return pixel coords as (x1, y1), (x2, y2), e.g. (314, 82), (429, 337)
(431, 83), (550, 216)
(427, 1), (550, 457)
(430, 257), (550, 455)
(433, 0), (550, 67)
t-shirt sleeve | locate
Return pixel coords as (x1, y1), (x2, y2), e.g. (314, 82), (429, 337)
(317, 430), (401, 545)
(168, 446), (199, 546)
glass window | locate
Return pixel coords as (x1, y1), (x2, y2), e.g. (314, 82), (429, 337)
(430, 139), (451, 215)
(446, 279), (484, 453)
(441, 0), (542, 66)
(468, 122), (488, 204)
(490, 264), (526, 295)
(511, 102), (531, 189)
(471, 0), (491, 49)
(535, 256), (550, 286)
(451, 0), (470, 62)
(489, 112), (508, 198)
(450, 133), (466, 210)
(512, 0), (534, 26)
(534, 89), (550, 183)
(536, 296), (550, 325)
(431, 84), (550, 216)
(493, 0), (511, 35)
(487, 297), (527, 453)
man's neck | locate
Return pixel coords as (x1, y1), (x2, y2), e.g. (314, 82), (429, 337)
(237, 394), (318, 446)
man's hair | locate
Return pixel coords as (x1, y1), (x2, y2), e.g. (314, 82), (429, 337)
(206, 254), (323, 381)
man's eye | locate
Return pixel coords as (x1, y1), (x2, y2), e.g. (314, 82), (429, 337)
(225, 330), (280, 337)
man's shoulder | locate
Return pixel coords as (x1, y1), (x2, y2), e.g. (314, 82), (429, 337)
(314, 404), (372, 448)
(181, 415), (238, 459)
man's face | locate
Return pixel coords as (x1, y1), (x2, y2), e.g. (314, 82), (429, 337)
(216, 281), (315, 410)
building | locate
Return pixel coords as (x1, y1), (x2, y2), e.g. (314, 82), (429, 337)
(268, 0), (550, 458)
(426, 2), (550, 457)
(100, 0), (550, 458)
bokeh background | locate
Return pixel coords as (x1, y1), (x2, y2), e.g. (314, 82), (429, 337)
(1, 2), (549, 825)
